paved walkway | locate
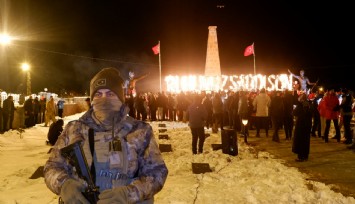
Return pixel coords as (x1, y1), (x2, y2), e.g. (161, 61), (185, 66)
(244, 129), (355, 198)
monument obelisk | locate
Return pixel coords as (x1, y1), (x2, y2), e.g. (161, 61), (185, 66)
(204, 26), (221, 76)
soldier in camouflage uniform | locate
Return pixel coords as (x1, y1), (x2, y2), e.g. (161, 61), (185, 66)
(44, 67), (168, 204)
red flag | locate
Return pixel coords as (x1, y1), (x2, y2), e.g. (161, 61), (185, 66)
(152, 43), (160, 55)
(244, 43), (254, 56)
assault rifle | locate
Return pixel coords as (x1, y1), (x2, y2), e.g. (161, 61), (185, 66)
(59, 141), (100, 204)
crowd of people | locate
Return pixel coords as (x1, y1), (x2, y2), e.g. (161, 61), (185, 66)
(0, 95), (66, 134)
(122, 81), (355, 161)
(2, 69), (354, 162)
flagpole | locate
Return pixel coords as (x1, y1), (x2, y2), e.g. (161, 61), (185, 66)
(253, 42), (256, 75)
(158, 41), (162, 93)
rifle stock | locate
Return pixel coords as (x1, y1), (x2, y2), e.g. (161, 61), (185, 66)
(60, 141), (100, 204)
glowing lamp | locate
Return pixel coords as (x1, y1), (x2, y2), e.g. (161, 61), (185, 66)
(242, 119), (248, 126)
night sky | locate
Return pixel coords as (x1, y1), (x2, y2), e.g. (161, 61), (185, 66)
(1, 0), (354, 95)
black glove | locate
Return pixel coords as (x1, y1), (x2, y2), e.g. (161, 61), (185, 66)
(97, 186), (129, 204)
(60, 179), (90, 204)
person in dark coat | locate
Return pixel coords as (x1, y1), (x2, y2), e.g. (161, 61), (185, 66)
(310, 91), (322, 137)
(125, 93), (136, 119)
(202, 93), (213, 129)
(270, 91), (284, 142)
(340, 89), (354, 144)
(156, 92), (168, 121)
(24, 96), (35, 128)
(47, 119), (64, 146)
(33, 97), (41, 124)
(148, 92), (157, 121)
(135, 93), (147, 121)
(292, 93), (312, 162)
(57, 99), (65, 118)
(2, 95), (16, 131)
(212, 92), (224, 133)
(167, 93), (177, 121)
(224, 91), (234, 129)
(186, 94), (207, 154)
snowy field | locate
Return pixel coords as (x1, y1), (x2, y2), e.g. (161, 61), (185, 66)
(0, 112), (354, 204)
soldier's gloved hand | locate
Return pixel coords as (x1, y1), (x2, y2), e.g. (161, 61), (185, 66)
(60, 179), (90, 204)
(98, 186), (129, 204)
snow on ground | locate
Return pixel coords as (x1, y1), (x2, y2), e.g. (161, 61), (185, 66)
(0, 112), (354, 203)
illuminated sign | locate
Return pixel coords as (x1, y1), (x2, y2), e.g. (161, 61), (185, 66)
(165, 74), (293, 93)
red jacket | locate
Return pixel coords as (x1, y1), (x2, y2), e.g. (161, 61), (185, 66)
(323, 93), (340, 120)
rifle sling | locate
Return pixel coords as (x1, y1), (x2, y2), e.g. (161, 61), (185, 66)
(88, 128), (96, 184)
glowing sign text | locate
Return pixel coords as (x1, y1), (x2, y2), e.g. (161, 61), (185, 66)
(165, 74), (293, 93)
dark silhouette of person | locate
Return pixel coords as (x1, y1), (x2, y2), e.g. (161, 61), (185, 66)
(24, 96), (35, 128)
(33, 97), (41, 124)
(283, 89), (296, 140)
(270, 91), (284, 142)
(2, 95), (16, 131)
(47, 119), (64, 146)
(57, 99), (65, 118)
(186, 94), (207, 154)
(292, 93), (312, 162)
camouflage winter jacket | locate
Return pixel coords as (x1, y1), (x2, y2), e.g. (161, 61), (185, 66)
(44, 106), (168, 203)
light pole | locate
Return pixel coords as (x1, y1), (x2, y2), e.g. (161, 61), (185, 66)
(21, 62), (31, 95)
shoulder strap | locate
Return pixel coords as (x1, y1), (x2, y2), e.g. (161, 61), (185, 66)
(88, 128), (96, 184)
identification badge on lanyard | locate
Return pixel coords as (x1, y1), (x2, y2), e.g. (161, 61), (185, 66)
(109, 139), (123, 169)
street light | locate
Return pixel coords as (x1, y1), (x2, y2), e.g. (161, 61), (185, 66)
(21, 62), (31, 95)
(0, 34), (13, 91)
(0, 34), (12, 45)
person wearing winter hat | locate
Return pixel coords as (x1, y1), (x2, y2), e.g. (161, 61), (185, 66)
(44, 67), (168, 204)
